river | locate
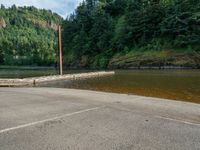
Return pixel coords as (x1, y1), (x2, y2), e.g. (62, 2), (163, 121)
(40, 70), (200, 104)
(0, 68), (199, 103)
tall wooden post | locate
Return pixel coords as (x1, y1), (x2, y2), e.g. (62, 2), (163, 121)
(58, 25), (63, 75)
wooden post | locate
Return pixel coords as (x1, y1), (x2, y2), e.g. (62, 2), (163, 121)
(58, 25), (63, 75)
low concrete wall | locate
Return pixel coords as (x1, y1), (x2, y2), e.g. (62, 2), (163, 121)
(0, 71), (115, 87)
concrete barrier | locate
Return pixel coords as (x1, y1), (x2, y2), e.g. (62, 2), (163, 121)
(0, 71), (115, 87)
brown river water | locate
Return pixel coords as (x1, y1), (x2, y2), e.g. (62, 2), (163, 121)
(40, 70), (200, 104)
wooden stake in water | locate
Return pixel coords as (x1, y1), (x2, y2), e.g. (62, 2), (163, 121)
(58, 25), (63, 75)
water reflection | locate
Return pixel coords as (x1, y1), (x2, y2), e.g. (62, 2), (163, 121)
(41, 70), (200, 104)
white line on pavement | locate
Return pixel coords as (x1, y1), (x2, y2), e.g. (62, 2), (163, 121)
(0, 106), (103, 134)
(155, 115), (200, 126)
(109, 106), (200, 126)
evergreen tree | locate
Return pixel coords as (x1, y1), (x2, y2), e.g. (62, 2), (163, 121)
(0, 6), (62, 66)
(62, 0), (200, 68)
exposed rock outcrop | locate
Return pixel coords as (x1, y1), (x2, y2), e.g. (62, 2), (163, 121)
(0, 17), (6, 29)
(29, 18), (58, 30)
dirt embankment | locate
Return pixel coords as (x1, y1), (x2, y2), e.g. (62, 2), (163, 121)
(108, 50), (200, 69)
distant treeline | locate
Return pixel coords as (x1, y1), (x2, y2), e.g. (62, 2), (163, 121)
(0, 5), (62, 66)
(63, 0), (200, 68)
(0, 1), (200, 68)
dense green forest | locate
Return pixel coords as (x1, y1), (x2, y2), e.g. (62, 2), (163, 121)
(63, 0), (200, 68)
(0, 5), (62, 66)
(0, 0), (200, 68)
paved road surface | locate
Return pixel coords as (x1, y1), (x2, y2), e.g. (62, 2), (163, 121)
(0, 88), (200, 150)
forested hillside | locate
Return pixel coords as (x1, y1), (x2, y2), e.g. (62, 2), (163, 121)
(0, 5), (62, 66)
(0, 1), (200, 68)
(63, 0), (200, 68)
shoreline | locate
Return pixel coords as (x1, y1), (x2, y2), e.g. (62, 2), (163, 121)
(108, 65), (200, 70)
(0, 65), (200, 70)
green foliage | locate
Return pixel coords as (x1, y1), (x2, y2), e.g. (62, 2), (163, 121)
(1, 1), (199, 68)
(62, 0), (200, 68)
(0, 5), (62, 66)
(143, 39), (163, 51)
(161, 0), (200, 47)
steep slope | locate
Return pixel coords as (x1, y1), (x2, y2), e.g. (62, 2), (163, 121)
(0, 5), (62, 66)
(62, 0), (200, 69)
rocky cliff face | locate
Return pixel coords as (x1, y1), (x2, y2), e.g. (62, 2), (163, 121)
(0, 17), (6, 29)
(30, 18), (58, 31)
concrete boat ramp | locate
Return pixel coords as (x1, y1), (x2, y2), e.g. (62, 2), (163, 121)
(0, 71), (115, 86)
(0, 88), (199, 150)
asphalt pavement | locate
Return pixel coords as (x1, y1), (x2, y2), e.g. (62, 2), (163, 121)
(0, 88), (199, 150)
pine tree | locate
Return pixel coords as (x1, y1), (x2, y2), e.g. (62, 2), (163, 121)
(86, 0), (97, 9)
